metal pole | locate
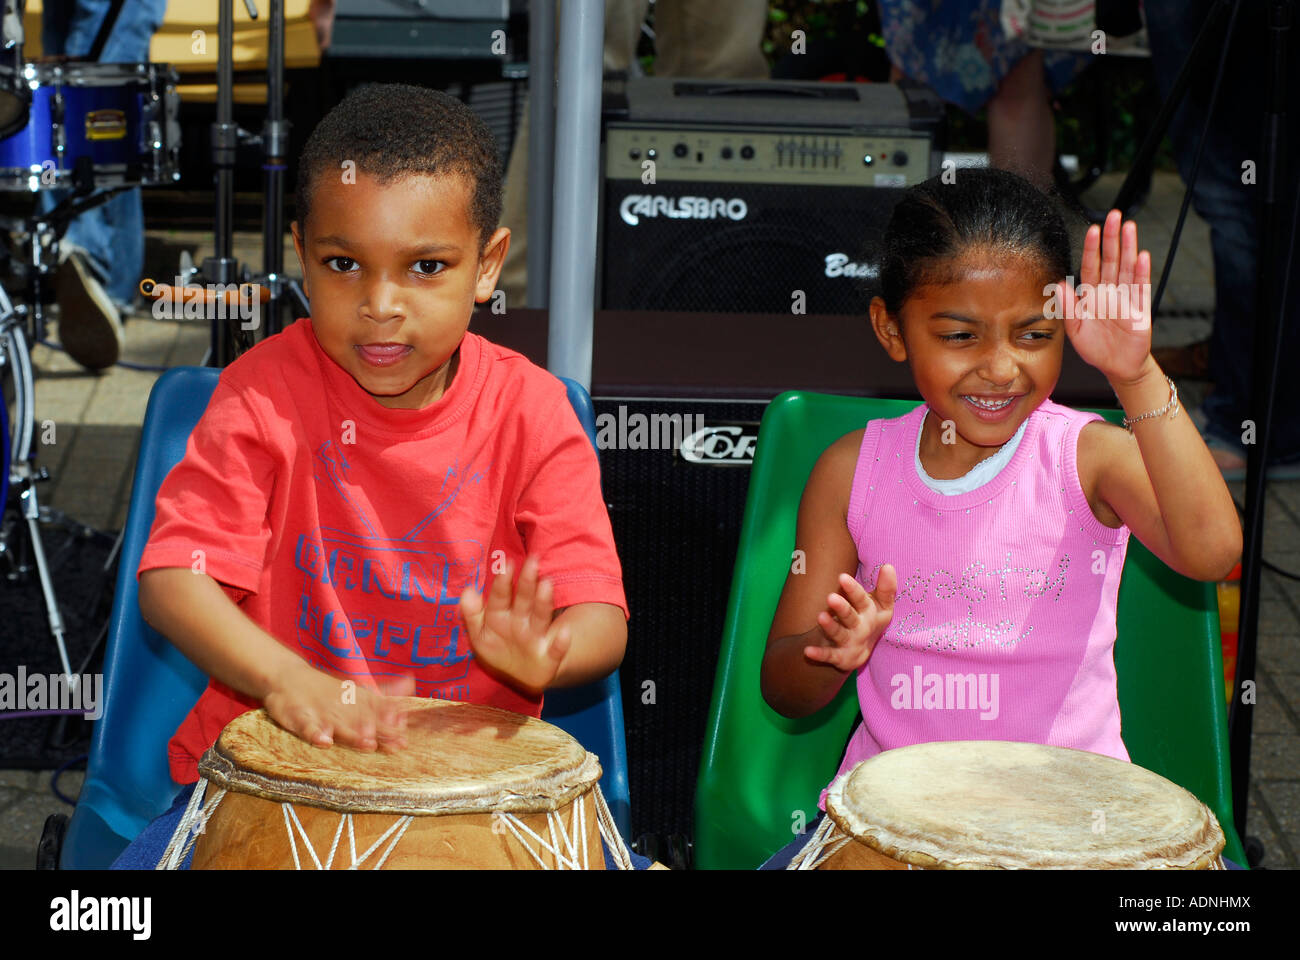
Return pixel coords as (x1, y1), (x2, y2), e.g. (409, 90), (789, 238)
(210, 0), (238, 366)
(547, 0), (603, 388)
(263, 0), (288, 337)
(526, 0), (556, 309)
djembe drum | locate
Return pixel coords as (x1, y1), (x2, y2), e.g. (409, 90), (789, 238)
(789, 740), (1226, 870)
(158, 698), (634, 870)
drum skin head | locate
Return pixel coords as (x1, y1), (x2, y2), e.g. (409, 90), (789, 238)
(199, 698), (602, 816)
(825, 741), (1225, 869)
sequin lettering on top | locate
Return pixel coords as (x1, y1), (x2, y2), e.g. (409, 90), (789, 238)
(861, 551), (1070, 652)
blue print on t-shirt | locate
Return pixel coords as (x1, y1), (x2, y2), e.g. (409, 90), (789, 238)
(292, 441), (488, 694)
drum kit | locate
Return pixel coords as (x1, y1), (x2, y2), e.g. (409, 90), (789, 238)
(0, 1), (181, 684)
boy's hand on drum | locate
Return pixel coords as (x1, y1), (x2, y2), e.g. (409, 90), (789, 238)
(803, 566), (897, 672)
(1056, 209), (1154, 386)
(460, 556), (570, 696)
(264, 662), (415, 752)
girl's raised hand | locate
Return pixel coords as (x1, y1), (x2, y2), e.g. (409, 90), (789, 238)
(803, 565), (897, 672)
(1056, 209), (1153, 385)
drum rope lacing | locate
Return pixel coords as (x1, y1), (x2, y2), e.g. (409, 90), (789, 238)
(787, 816), (917, 871)
(157, 778), (227, 870)
(493, 793), (590, 870)
(787, 816), (850, 870)
(494, 787), (633, 870)
(158, 775), (635, 870)
(282, 803), (414, 870)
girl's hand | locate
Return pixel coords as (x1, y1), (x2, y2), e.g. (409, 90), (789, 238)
(802, 566), (897, 672)
(1056, 209), (1154, 385)
(460, 556), (570, 696)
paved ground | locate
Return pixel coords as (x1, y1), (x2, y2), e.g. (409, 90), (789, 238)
(1, 172), (1297, 869)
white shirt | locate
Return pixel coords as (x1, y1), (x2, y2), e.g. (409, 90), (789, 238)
(915, 412), (1029, 495)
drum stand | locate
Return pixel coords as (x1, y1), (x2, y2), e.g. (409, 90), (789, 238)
(1, 281), (72, 681)
(0, 173), (132, 685)
(167, 0), (308, 368)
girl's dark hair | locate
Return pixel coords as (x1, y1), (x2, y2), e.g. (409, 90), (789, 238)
(877, 167), (1071, 317)
(294, 83), (503, 253)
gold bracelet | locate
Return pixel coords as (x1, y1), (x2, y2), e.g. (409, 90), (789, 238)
(1121, 375), (1179, 432)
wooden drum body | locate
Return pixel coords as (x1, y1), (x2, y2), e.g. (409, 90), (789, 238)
(790, 741), (1226, 870)
(160, 698), (630, 870)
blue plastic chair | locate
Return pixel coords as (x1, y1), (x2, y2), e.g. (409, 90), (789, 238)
(61, 366), (630, 867)
(541, 377), (631, 839)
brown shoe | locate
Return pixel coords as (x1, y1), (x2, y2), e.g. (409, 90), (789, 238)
(54, 248), (123, 371)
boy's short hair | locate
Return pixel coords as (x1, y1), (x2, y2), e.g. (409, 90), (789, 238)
(294, 82), (504, 253)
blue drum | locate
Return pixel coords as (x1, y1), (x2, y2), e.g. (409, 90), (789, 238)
(0, 62), (180, 191)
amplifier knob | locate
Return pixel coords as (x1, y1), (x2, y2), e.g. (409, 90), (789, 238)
(674, 142), (689, 158)
(862, 153), (874, 166)
(629, 148), (641, 160)
(740, 144), (755, 160)
(893, 150), (909, 166)
(721, 146), (733, 160)
(647, 147), (657, 159)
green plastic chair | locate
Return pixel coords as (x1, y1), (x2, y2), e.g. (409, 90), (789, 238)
(694, 391), (1245, 869)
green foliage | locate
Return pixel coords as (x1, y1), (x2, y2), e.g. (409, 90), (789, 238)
(765, 0), (884, 59)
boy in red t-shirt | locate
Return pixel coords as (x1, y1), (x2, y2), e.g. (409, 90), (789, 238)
(133, 83), (628, 802)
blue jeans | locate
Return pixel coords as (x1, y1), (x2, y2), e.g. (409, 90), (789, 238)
(112, 782), (652, 870)
(38, 0), (169, 308)
(1143, 0), (1300, 464)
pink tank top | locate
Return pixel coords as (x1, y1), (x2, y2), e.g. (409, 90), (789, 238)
(821, 399), (1131, 807)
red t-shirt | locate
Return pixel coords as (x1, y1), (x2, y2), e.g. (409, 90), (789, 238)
(139, 318), (628, 784)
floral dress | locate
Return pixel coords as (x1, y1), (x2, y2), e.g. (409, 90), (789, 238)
(878, 0), (1091, 114)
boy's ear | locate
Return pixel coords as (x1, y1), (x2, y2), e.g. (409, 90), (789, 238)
(869, 297), (908, 362)
(473, 227), (511, 303)
(290, 221), (309, 301)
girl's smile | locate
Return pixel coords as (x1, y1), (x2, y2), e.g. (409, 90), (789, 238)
(870, 253), (1064, 480)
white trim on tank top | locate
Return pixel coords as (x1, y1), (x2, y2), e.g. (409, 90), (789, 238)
(915, 409), (1030, 496)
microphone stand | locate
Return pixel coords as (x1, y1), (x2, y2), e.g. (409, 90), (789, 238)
(198, 0), (308, 366)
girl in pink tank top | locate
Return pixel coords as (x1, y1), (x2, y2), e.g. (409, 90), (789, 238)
(760, 168), (1242, 809)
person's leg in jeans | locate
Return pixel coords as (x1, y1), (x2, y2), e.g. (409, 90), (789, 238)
(40, 0), (169, 310)
(759, 813), (825, 869)
(111, 782), (197, 869)
(1144, 0), (1300, 467)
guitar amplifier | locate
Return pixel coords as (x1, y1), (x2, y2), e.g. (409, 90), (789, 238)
(600, 78), (944, 315)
